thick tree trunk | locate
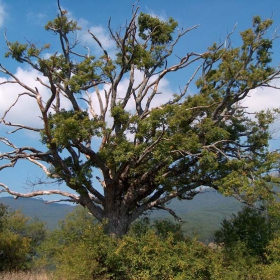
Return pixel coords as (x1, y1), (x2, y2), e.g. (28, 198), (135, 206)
(103, 188), (131, 237)
(104, 211), (130, 237)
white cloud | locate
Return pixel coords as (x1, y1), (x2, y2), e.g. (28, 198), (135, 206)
(242, 82), (280, 141)
(26, 12), (47, 26)
(242, 86), (280, 113)
(88, 69), (174, 129)
(0, 0), (6, 28)
(79, 20), (115, 57)
(0, 67), (71, 129)
(0, 68), (46, 127)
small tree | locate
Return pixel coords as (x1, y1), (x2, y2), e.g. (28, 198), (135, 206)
(1, 0), (280, 236)
(214, 207), (274, 260)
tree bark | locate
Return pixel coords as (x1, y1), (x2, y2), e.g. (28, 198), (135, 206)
(101, 184), (129, 236)
(103, 210), (130, 237)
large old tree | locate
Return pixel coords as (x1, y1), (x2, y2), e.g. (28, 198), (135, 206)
(1, 1), (280, 235)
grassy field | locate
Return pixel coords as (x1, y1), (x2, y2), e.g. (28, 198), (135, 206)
(0, 271), (51, 280)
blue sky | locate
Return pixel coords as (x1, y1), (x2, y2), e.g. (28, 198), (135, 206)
(0, 0), (280, 201)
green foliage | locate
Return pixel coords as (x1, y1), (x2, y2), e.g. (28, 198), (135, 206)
(116, 12), (178, 70)
(197, 17), (274, 95)
(111, 231), (220, 280)
(68, 56), (102, 91)
(0, 204), (8, 231)
(0, 230), (31, 272)
(227, 209), (280, 279)
(37, 207), (224, 280)
(4, 41), (50, 63)
(36, 206), (280, 279)
(115, 43), (157, 70)
(45, 12), (81, 34)
(37, 206), (280, 279)
(36, 207), (117, 279)
(129, 217), (185, 242)
(38, 54), (102, 91)
(41, 110), (102, 148)
(4, 41), (28, 61)
(153, 219), (185, 241)
(0, 204), (46, 272)
(138, 13), (178, 45)
(214, 207), (274, 261)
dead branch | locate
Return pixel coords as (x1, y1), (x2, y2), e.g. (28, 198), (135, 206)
(0, 182), (79, 201)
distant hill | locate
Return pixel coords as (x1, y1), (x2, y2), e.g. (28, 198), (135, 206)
(0, 191), (243, 241)
(0, 196), (75, 230)
(150, 190), (243, 242)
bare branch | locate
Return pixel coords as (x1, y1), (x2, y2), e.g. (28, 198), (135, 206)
(0, 64), (38, 95)
(87, 29), (110, 59)
(154, 205), (182, 221)
(83, 90), (97, 118)
(0, 92), (36, 124)
(2, 120), (41, 133)
(168, 64), (202, 104)
(27, 157), (60, 178)
(0, 182), (79, 201)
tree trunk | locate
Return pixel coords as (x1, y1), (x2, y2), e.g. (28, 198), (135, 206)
(104, 211), (130, 237)
(103, 188), (131, 237)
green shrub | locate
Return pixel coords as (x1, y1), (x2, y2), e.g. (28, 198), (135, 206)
(214, 207), (273, 261)
(37, 207), (226, 279)
(37, 206), (280, 279)
(0, 203), (46, 272)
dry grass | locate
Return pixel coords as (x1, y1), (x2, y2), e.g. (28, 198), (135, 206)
(0, 271), (52, 280)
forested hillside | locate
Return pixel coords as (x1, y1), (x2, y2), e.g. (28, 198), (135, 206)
(0, 190), (242, 241)
(0, 197), (74, 229)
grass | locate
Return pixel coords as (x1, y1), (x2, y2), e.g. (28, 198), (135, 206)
(0, 271), (51, 280)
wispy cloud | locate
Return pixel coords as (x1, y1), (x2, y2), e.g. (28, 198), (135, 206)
(78, 18), (115, 57)
(26, 12), (47, 26)
(143, 6), (168, 21)
(0, 0), (6, 28)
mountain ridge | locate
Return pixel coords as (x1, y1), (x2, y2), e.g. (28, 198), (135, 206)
(0, 196), (75, 230)
(0, 191), (243, 241)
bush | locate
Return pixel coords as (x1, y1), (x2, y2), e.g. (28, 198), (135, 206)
(38, 206), (280, 279)
(37, 207), (226, 279)
(129, 218), (185, 241)
(36, 206), (117, 279)
(214, 207), (273, 261)
(0, 203), (46, 272)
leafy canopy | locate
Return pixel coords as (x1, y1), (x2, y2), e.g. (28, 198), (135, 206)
(0, 2), (280, 236)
